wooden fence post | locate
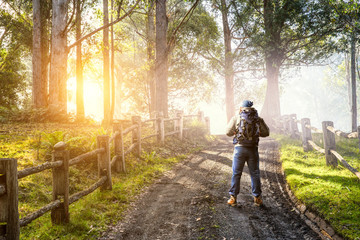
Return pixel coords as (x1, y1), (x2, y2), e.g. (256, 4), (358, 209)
(301, 118), (313, 152)
(150, 111), (156, 128)
(176, 111), (184, 140)
(277, 116), (285, 133)
(322, 121), (338, 167)
(157, 112), (165, 144)
(174, 111), (179, 132)
(285, 115), (292, 134)
(51, 142), (70, 224)
(132, 116), (142, 156)
(198, 111), (204, 123)
(0, 158), (19, 240)
(205, 117), (210, 135)
(97, 136), (112, 191)
(113, 123), (124, 173)
(281, 115), (288, 134)
(289, 114), (300, 139)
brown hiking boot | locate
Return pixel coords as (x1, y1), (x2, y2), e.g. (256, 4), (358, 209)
(254, 196), (263, 206)
(227, 195), (237, 206)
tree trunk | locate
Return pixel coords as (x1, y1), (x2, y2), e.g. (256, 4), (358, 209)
(103, 0), (111, 127)
(261, 0), (282, 123)
(147, 0), (156, 117)
(220, 0), (235, 122)
(32, 0), (48, 108)
(76, 0), (84, 119)
(261, 57), (281, 122)
(49, 0), (68, 115)
(40, 0), (50, 106)
(345, 53), (351, 109)
(155, 0), (168, 117)
(350, 34), (357, 132)
(110, 0), (115, 120)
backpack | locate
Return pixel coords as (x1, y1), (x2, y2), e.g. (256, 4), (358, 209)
(233, 108), (260, 145)
(233, 107), (269, 145)
(258, 117), (270, 137)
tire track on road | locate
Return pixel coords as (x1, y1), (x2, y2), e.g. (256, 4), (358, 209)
(99, 136), (323, 240)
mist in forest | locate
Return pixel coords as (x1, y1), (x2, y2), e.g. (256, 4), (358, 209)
(281, 60), (355, 132)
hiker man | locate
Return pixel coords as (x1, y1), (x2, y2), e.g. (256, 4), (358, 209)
(225, 100), (269, 207)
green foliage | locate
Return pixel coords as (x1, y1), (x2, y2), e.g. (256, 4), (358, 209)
(274, 134), (360, 239)
(169, 4), (220, 110)
(0, 6), (32, 109)
(234, 0), (339, 67)
(321, 0), (360, 52)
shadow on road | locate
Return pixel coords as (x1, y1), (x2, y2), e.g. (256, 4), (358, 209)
(99, 135), (321, 240)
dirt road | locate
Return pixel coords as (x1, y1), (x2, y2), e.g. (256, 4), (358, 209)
(99, 136), (322, 240)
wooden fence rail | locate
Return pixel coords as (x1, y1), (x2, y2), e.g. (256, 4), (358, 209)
(0, 111), (209, 240)
(275, 114), (360, 180)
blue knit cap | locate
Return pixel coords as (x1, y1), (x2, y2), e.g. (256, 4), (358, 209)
(240, 100), (253, 107)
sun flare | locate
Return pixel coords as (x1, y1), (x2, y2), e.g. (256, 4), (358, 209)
(67, 77), (103, 121)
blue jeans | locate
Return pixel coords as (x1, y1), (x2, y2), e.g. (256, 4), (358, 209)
(229, 146), (261, 197)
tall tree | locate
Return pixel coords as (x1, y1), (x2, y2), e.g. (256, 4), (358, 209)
(76, 0), (84, 119)
(154, 0), (201, 117)
(155, 0), (168, 116)
(146, 0), (156, 117)
(117, 1), (216, 116)
(103, 0), (110, 127)
(326, 0), (359, 131)
(67, 0), (140, 121)
(261, 0), (281, 122)
(220, 0), (234, 122)
(350, 34), (357, 131)
(110, 0), (115, 120)
(234, 0), (337, 123)
(32, 0), (49, 108)
(49, 0), (69, 115)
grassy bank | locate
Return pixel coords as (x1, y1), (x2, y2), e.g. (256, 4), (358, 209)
(0, 122), (210, 239)
(273, 134), (360, 240)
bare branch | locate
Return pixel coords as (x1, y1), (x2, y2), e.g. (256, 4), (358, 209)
(233, 46), (246, 56)
(234, 68), (264, 74)
(198, 50), (224, 68)
(232, 36), (248, 41)
(64, 0), (76, 34)
(68, 0), (141, 50)
(249, 0), (263, 16)
(167, 0), (201, 51)
(128, 14), (147, 41)
(117, 0), (124, 18)
(0, 29), (9, 45)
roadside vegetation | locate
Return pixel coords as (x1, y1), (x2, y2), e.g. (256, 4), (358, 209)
(0, 121), (211, 240)
(274, 134), (360, 240)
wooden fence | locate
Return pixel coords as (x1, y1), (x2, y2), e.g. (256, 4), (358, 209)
(0, 111), (210, 240)
(274, 114), (360, 180)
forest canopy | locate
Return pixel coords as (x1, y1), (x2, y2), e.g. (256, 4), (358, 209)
(0, 0), (359, 131)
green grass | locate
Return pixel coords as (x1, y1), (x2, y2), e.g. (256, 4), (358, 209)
(273, 134), (360, 240)
(311, 133), (360, 170)
(0, 122), (210, 239)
